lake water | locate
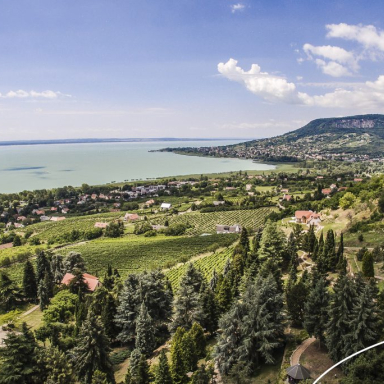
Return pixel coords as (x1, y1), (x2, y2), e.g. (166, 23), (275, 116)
(0, 140), (275, 193)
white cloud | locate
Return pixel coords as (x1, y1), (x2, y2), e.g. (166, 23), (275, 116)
(218, 58), (308, 104)
(314, 59), (352, 77)
(218, 58), (384, 109)
(231, 3), (245, 13)
(0, 90), (70, 99)
(326, 23), (384, 52)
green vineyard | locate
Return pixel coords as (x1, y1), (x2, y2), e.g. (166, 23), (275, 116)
(61, 233), (237, 279)
(151, 207), (273, 235)
(166, 244), (236, 289)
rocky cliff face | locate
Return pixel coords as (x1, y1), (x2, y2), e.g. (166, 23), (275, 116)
(332, 119), (377, 129)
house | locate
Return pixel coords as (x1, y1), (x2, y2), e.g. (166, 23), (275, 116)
(151, 224), (166, 231)
(33, 209), (45, 215)
(294, 210), (321, 226)
(51, 207), (58, 212)
(61, 272), (101, 292)
(40, 215), (51, 221)
(282, 194), (292, 201)
(62, 208), (70, 214)
(50, 216), (66, 222)
(91, 194), (98, 200)
(322, 188), (332, 196)
(245, 184), (252, 191)
(281, 189), (289, 193)
(216, 224), (242, 234)
(213, 201), (225, 206)
(124, 213), (140, 222)
(95, 222), (109, 229)
(354, 178), (363, 182)
(145, 199), (155, 207)
(17, 216), (27, 221)
(161, 203), (172, 210)
(316, 176), (324, 180)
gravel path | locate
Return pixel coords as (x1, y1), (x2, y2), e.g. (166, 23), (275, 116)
(290, 337), (316, 366)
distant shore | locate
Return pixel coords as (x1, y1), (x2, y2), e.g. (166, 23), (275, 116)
(0, 137), (253, 147)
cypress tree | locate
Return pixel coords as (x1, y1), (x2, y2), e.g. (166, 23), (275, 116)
(38, 277), (50, 311)
(36, 250), (51, 283)
(209, 269), (218, 291)
(189, 322), (206, 358)
(362, 251), (375, 278)
(304, 277), (329, 346)
(71, 312), (115, 384)
(171, 327), (188, 384)
(101, 293), (118, 340)
(22, 260), (37, 301)
(239, 227), (250, 253)
(51, 254), (65, 284)
(135, 302), (156, 357)
(154, 349), (173, 384)
(181, 331), (198, 372)
(0, 272), (23, 311)
(286, 280), (308, 327)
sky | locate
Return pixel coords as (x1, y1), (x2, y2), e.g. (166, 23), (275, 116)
(1, 0), (384, 140)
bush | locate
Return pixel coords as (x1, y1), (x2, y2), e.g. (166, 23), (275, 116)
(144, 230), (157, 237)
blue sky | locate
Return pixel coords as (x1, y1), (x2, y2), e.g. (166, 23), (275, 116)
(1, 0), (384, 140)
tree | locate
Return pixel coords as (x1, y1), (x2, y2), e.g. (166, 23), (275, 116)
(339, 192), (356, 209)
(326, 274), (357, 362)
(36, 250), (51, 283)
(189, 322), (206, 358)
(12, 235), (22, 247)
(362, 251), (375, 278)
(105, 221), (124, 238)
(68, 268), (90, 294)
(215, 274), (284, 376)
(286, 279), (308, 327)
(51, 254), (65, 284)
(39, 346), (75, 384)
(181, 330), (198, 372)
(170, 265), (203, 332)
(343, 285), (379, 357)
(23, 260), (37, 301)
(154, 349), (173, 384)
(38, 277), (50, 311)
(197, 283), (218, 334)
(135, 302), (156, 357)
(63, 251), (86, 273)
(191, 364), (215, 384)
(258, 221), (286, 264)
(91, 370), (109, 384)
(215, 275), (233, 314)
(0, 272), (23, 311)
(71, 313), (115, 384)
(0, 323), (40, 384)
(239, 228), (250, 253)
(101, 293), (118, 340)
(304, 277), (329, 345)
(170, 328), (188, 384)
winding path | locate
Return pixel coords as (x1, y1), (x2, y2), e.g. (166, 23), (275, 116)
(290, 337), (316, 366)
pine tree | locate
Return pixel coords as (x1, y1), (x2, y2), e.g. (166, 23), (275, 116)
(286, 280), (308, 327)
(71, 312), (115, 384)
(0, 323), (40, 384)
(209, 269), (218, 291)
(171, 327), (188, 384)
(154, 349), (173, 384)
(258, 221), (286, 264)
(324, 230), (337, 271)
(215, 275), (233, 314)
(92, 370), (109, 384)
(135, 302), (156, 357)
(23, 260), (37, 301)
(170, 267), (203, 332)
(343, 284), (379, 357)
(362, 251), (375, 278)
(189, 322), (206, 358)
(0, 272), (23, 311)
(304, 277), (329, 345)
(191, 364), (215, 384)
(239, 227), (250, 253)
(40, 346), (75, 384)
(51, 254), (65, 284)
(197, 283), (218, 334)
(258, 258), (283, 292)
(326, 274), (357, 362)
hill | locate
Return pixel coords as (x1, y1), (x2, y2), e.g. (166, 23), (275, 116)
(160, 114), (384, 162)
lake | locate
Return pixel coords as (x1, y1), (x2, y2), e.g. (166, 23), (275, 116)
(0, 140), (275, 193)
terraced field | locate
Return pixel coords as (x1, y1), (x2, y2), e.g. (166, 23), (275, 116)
(61, 234), (237, 278)
(166, 244), (235, 289)
(151, 207), (273, 235)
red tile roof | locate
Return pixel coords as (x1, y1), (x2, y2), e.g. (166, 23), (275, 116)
(61, 272), (100, 292)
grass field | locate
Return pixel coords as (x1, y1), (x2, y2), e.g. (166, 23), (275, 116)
(61, 233), (237, 279)
(151, 207), (274, 235)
